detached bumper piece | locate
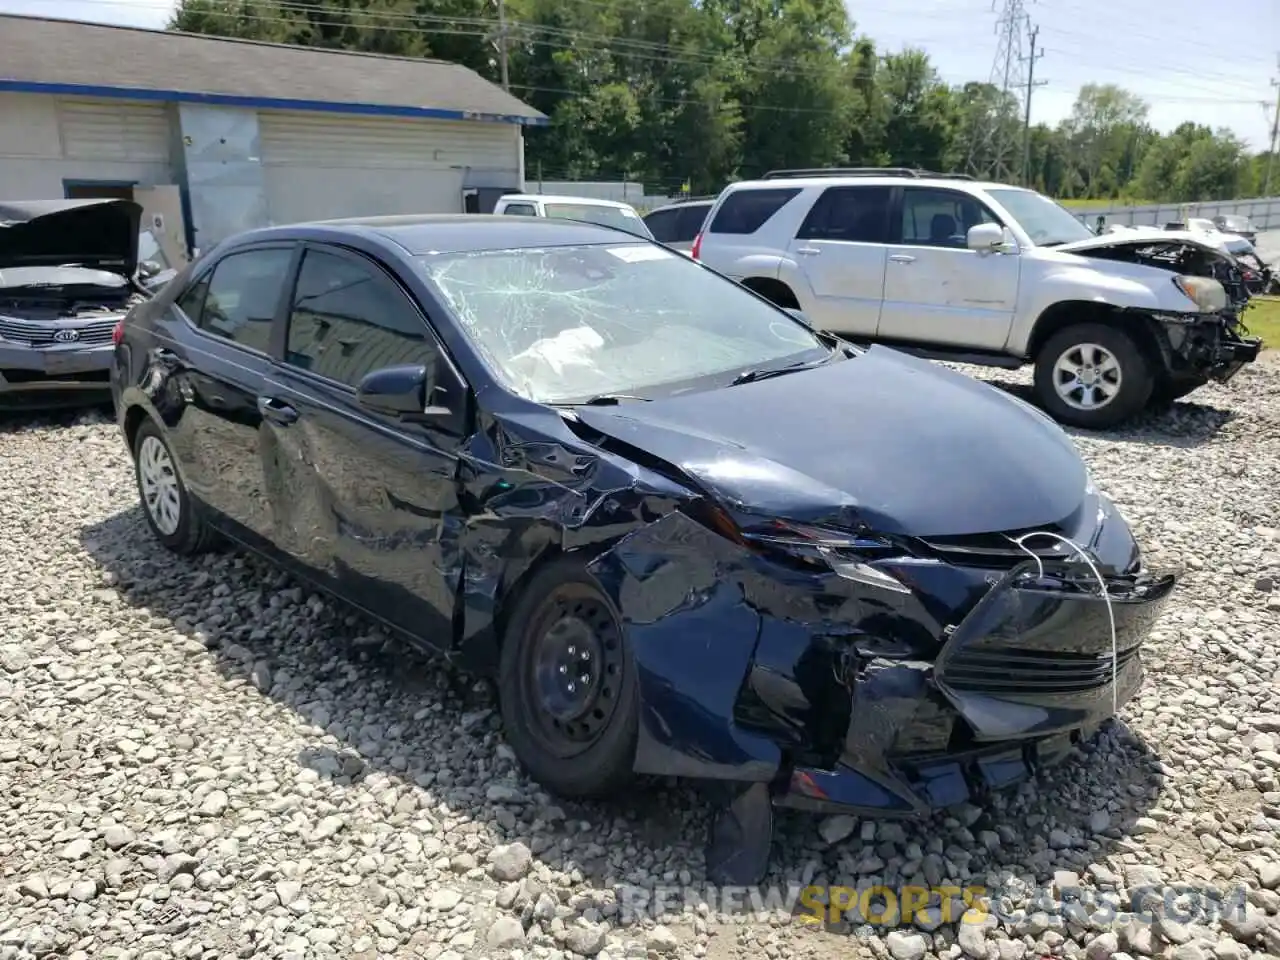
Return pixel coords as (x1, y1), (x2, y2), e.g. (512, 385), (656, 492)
(707, 564), (1175, 886)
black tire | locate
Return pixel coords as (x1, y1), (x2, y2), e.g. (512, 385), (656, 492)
(1033, 323), (1154, 429)
(132, 417), (217, 555)
(497, 557), (639, 799)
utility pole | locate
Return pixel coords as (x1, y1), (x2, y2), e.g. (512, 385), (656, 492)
(1020, 23), (1046, 188)
(1264, 54), (1279, 196)
(496, 0), (510, 92)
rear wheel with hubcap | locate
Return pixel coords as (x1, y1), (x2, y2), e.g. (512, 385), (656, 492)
(133, 418), (217, 555)
(1033, 323), (1154, 429)
(498, 560), (638, 799)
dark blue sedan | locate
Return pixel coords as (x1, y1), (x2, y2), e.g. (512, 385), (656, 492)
(110, 215), (1175, 884)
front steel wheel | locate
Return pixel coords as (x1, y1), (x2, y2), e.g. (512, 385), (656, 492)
(1033, 323), (1153, 429)
(1050, 342), (1123, 413)
(498, 560), (638, 799)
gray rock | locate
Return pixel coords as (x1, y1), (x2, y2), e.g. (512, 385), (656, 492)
(488, 842), (533, 882)
(1087, 932), (1121, 960)
(564, 922), (609, 956)
(18, 876), (48, 900)
(198, 789), (229, 816)
(103, 825), (136, 850)
(819, 815), (857, 845)
(887, 930), (929, 960)
(158, 852), (200, 883)
(60, 837), (92, 860)
(310, 815), (345, 841)
(487, 917), (526, 949)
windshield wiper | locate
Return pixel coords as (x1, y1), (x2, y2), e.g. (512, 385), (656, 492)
(567, 394), (652, 406)
(731, 348), (840, 386)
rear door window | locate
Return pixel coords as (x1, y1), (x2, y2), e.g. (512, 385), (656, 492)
(192, 248), (293, 353)
(644, 208), (681, 243)
(502, 203), (538, 216)
(708, 188), (801, 234)
(795, 186), (891, 243)
(675, 204), (711, 240)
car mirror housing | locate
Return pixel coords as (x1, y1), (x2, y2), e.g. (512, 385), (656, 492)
(357, 361), (468, 434)
(967, 223), (1007, 252)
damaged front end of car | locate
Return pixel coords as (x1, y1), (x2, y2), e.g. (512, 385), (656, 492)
(445, 359), (1177, 886)
(1065, 233), (1263, 385)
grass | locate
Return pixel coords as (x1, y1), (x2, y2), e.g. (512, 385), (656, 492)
(1243, 297), (1280, 349)
(1058, 197), (1154, 209)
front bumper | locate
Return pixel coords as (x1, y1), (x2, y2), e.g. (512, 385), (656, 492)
(0, 341), (114, 408)
(587, 509), (1175, 817)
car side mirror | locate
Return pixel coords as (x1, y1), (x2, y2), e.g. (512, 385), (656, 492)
(966, 223), (1007, 252)
(356, 360), (468, 434)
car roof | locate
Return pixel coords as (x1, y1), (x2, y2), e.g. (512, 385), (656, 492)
(230, 214), (646, 255)
(646, 198), (715, 214)
(721, 175), (1012, 192)
(499, 193), (639, 209)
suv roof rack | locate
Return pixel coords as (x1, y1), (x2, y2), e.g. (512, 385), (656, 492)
(760, 167), (976, 181)
(666, 195), (717, 204)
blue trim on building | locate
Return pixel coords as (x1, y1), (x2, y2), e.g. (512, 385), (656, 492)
(0, 79), (550, 126)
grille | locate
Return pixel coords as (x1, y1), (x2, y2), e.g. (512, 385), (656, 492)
(940, 645), (1141, 695)
(917, 527), (1073, 568)
(0, 316), (118, 347)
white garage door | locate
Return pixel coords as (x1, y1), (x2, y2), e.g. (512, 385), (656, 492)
(58, 98), (170, 163)
(259, 110), (519, 225)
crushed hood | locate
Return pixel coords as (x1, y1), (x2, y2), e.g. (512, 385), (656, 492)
(576, 346), (1089, 538)
(0, 199), (143, 275)
(1054, 227), (1230, 259)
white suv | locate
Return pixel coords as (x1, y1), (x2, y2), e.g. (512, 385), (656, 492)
(692, 168), (1262, 428)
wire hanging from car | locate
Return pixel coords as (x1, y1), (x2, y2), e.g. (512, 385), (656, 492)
(1008, 531), (1120, 719)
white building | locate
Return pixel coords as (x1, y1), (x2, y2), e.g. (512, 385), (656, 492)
(0, 14), (545, 258)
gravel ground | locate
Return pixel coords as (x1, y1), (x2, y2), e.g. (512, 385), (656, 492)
(2, 357), (1280, 960)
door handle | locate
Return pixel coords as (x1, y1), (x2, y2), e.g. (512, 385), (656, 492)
(889, 254), (916, 264)
(257, 396), (299, 425)
(796, 246), (821, 256)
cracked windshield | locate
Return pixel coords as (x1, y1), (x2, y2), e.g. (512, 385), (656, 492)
(421, 243), (825, 403)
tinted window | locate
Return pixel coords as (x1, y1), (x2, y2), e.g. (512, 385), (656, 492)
(285, 248), (437, 389)
(503, 203), (537, 216)
(644, 208), (681, 243)
(899, 188), (1001, 248)
(197, 248), (292, 352)
(675, 204), (711, 240)
(176, 273), (210, 324)
(796, 186), (891, 243)
(709, 188), (801, 234)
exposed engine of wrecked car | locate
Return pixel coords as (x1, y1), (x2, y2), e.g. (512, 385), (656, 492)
(1082, 239), (1250, 309)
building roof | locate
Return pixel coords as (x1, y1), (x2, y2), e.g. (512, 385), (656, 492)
(0, 14), (547, 126)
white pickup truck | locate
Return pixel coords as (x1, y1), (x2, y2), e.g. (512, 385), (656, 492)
(692, 168), (1262, 428)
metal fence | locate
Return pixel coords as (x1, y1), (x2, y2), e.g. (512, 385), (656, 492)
(1068, 197), (1280, 231)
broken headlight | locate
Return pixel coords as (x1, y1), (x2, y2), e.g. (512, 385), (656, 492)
(1172, 275), (1228, 312)
(684, 505), (916, 593)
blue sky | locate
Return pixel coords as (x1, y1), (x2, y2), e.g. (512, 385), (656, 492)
(1, 0), (1276, 149)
